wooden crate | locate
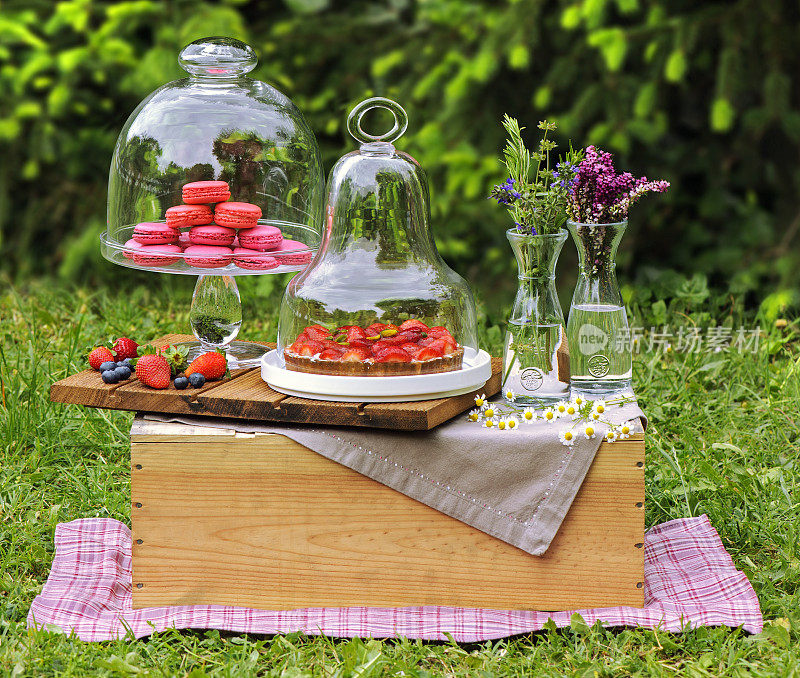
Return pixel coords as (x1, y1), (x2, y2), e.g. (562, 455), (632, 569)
(130, 417), (645, 611)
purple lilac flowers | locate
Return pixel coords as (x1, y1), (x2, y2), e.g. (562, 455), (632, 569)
(563, 145), (669, 223)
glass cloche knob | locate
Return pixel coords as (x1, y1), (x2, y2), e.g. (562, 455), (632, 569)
(178, 37), (257, 78)
(346, 97), (409, 146)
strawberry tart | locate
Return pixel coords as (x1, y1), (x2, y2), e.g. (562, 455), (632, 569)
(283, 319), (463, 376)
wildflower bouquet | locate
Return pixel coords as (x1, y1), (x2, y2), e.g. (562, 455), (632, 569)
(489, 117), (566, 235)
(555, 145), (670, 223)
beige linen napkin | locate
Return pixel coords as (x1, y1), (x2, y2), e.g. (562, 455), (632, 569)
(147, 398), (645, 556)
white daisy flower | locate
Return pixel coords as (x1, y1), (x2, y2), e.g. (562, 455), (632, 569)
(497, 418), (507, 430)
(467, 409), (481, 422)
(555, 400), (569, 417)
(474, 393), (487, 408)
(522, 407), (537, 423)
(559, 428), (576, 447)
(590, 411), (601, 421)
(572, 395), (584, 406)
(592, 400), (607, 416)
(617, 423), (632, 439)
(604, 429), (618, 443)
(484, 406), (496, 419)
(505, 416), (519, 430)
(504, 389), (516, 402)
(583, 425), (596, 440)
(564, 402), (579, 419)
(542, 408), (557, 423)
(483, 418), (495, 428)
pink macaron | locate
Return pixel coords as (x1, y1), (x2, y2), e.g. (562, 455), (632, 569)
(132, 244), (182, 267)
(233, 247), (280, 271)
(132, 222), (180, 245)
(189, 224), (236, 247)
(165, 204), (213, 228)
(237, 224), (283, 251)
(273, 238), (313, 265)
(214, 202), (262, 229)
(182, 180), (231, 204)
(184, 245), (234, 269)
(122, 238), (143, 259)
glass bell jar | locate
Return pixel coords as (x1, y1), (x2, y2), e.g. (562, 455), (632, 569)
(277, 97), (478, 378)
(101, 37), (324, 366)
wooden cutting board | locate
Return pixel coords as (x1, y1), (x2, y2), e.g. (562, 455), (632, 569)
(50, 334), (502, 431)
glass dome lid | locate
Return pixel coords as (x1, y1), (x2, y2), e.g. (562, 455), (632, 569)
(104, 36), (324, 270)
(278, 97), (478, 372)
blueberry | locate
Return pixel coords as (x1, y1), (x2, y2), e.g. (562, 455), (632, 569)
(188, 373), (205, 388)
(99, 361), (117, 373)
(116, 361), (126, 368)
(174, 376), (189, 390)
(114, 365), (132, 380)
(101, 370), (119, 384)
(123, 358), (135, 371)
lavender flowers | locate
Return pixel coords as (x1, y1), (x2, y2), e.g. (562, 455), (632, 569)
(559, 145), (669, 223)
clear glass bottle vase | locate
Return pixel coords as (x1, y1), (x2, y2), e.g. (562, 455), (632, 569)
(502, 229), (570, 406)
(566, 220), (632, 396)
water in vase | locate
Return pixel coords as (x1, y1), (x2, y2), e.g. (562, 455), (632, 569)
(503, 320), (569, 405)
(567, 303), (632, 395)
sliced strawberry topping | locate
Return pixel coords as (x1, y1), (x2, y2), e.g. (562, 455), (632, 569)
(400, 342), (421, 357)
(296, 340), (324, 357)
(341, 347), (370, 362)
(426, 326), (453, 338)
(347, 338), (372, 352)
(427, 337), (457, 355)
(365, 323), (388, 336)
(339, 326), (367, 342)
(305, 325), (332, 341)
(399, 319), (429, 332)
(416, 345), (444, 361)
(374, 347), (412, 363)
(319, 348), (343, 361)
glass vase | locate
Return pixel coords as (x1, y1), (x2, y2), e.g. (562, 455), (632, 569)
(566, 220), (632, 396)
(502, 229), (570, 406)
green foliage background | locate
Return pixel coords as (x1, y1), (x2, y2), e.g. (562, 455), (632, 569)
(1, 0), (798, 321)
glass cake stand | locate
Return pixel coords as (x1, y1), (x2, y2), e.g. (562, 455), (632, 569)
(101, 221), (319, 367)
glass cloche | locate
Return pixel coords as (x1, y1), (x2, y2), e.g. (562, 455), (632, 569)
(100, 37), (325, 366)
(277, 97), (478, 378)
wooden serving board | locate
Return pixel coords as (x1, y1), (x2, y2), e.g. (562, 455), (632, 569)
(51, 334), (502, 431)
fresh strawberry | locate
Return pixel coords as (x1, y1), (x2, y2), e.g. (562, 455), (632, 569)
(426, 326), (452, 338)
(416, 345), (444, 361)
(374, 347), (412, 363)
(304, 325), (332, 341)
(157, 344), (189, 376)
(341, 347), (370, 362)
(185, 351), (227, 380)
(111, 337), (139, 361)
(399, 319), (429, 332)
(135, 354), (172, 389)
(296, 340), (324, 357)
(87, 347), (114, 371)
(319, 348), (343, 361)
(321, 339), (346, 352)
(347, 338), (372, 351)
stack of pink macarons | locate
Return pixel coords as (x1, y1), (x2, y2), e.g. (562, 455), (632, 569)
(124, 180), (312, 270)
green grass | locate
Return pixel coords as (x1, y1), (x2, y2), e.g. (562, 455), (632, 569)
(1, 278), (799, 677)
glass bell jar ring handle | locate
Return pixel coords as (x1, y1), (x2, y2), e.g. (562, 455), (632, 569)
(347, 97), (409, 147)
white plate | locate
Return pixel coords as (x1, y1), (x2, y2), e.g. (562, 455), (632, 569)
(261, 347), (492, 402)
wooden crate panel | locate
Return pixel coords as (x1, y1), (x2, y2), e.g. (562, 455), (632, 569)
(50, 335), (502, 431)
(130, 419), (645, 611)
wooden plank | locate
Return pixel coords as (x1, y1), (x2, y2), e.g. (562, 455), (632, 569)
(131, 424), (645, 611)
(51, 335), (502, 431)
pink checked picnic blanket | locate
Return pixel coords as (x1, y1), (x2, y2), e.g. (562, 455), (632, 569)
(27, 514), (760, 642)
